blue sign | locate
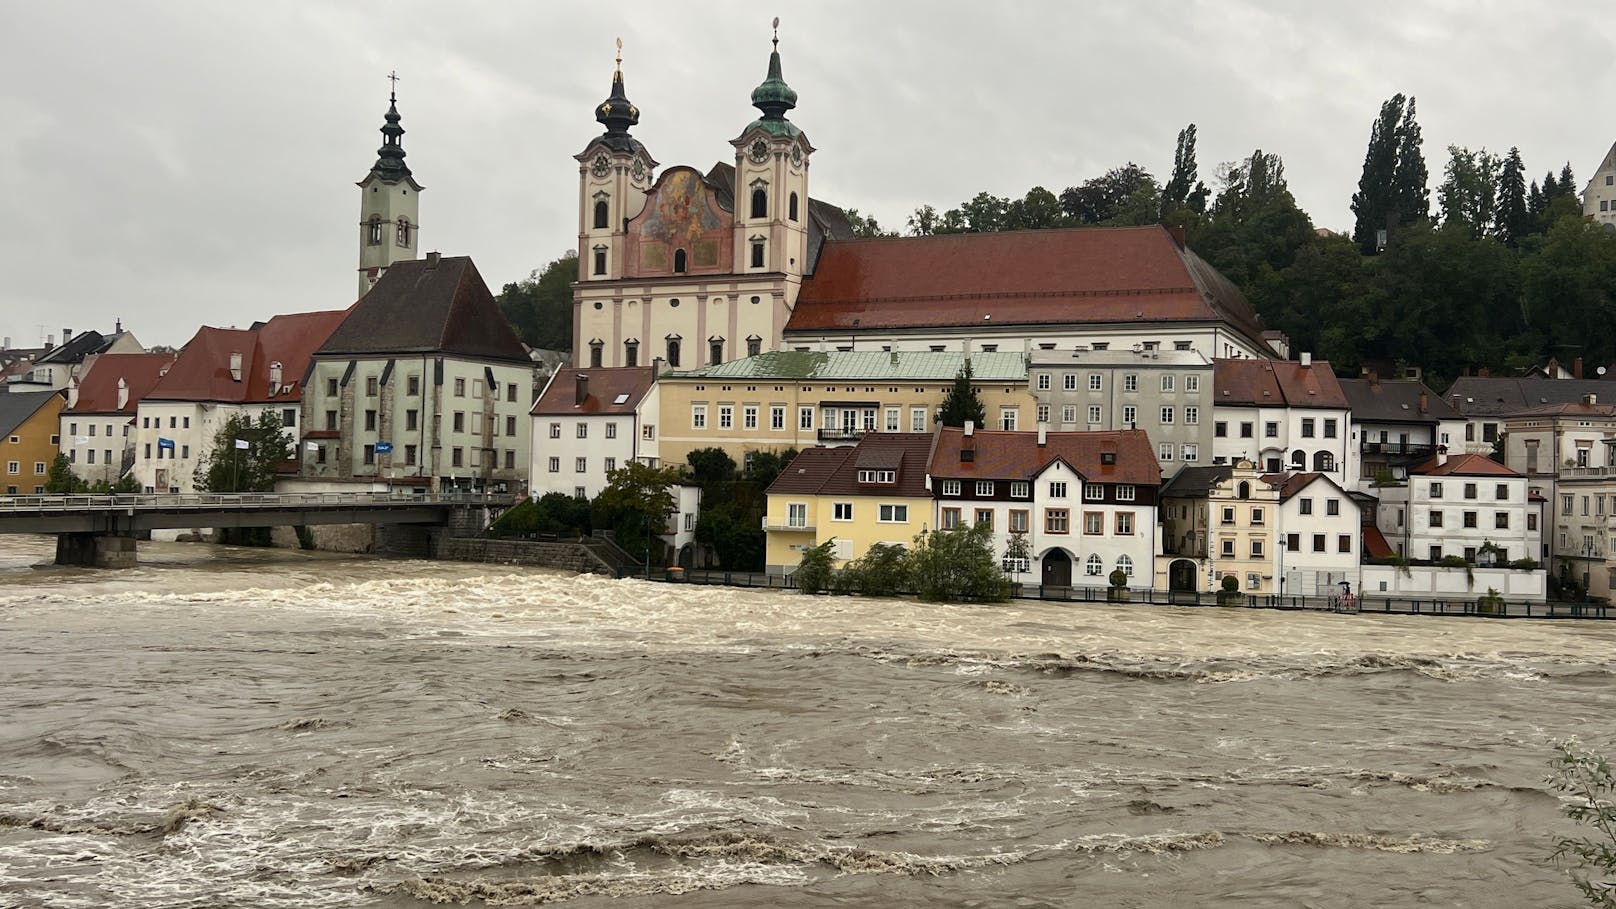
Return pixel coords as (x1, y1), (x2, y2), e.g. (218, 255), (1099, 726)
(157, 437), (176, 451)
(374, 441), (393, 454)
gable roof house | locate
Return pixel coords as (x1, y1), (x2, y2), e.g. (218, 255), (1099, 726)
(59, 352), (176, 485)
(528, 366), (659, 500)
(0, 390), (66, 495)
(763, 433), (934, 573)
(1211, 356), (1355, 484)
(301, 254), (536, 493)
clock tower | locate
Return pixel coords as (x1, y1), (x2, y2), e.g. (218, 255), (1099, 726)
(575, 41), (657, 285)
(731, 22), (812, 287)
(356, 81), (423, 299)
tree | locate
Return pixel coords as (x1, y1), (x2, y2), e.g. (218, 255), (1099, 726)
(1351, 94), (1427, 253)
(1391, 96), (1430, 227)
(496, 252), (578, 352)
(794, 539), (835, 593)
(1495, 146), (1530, 248)
(1549, 739), (1616, 907)
(907, 204), (941, 236)
(686, 447), (737, 485)
(591, 460), (683, 566)
(1061, 164), (1155, 225)
(43, 453), (85, 493)
(1437, 146), (1500, 238)
(843, 208), (896, 238)
(938, 362), (986, 428)
(194, 411), (290, 493)
(905, 522), (1009, 602)
(744, 447), (799, 488)
(1161, 124), (1208, 216)
(1003, 186), (1067, 230)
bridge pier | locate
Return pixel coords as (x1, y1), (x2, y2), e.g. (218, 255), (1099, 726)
(55, 533), (138, 568)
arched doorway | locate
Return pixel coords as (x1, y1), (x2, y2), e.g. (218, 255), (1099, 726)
(1169, 559), (1198, 592)
(1042, 549), (1073, 587)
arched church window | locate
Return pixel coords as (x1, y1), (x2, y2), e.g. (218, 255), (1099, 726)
(1237, 481), (1250, 499)
(665, 336), (681, 367)
(750, 238), (765, 269)
(673, 248), (687, 273)
(1291, 449), (1306, 469)
(367, 215), (382, 246)
(594, 200), (610, 230)
(751, 188), (768, 219)
(624, 340), (639, 368)
(789, 192), (799, 222)
(396, 217), (411, 248)
(709, 337), (724, 366)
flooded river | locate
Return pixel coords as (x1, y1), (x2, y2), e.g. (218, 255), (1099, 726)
(1, 534), (1612, 907)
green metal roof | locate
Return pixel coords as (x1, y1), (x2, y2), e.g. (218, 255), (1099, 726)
(665, 350), (1028, 382)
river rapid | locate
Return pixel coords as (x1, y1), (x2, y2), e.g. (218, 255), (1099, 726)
(1, 535), (1613, 908)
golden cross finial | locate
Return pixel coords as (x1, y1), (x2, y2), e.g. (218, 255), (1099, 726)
(387, 69), (400, 101)
(615, 37), (622, 76)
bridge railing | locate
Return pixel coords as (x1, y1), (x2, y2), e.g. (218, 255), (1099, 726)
(0, 491), (515, 511)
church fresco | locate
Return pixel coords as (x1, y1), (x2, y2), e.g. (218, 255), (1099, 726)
(638, 169), (723, 247)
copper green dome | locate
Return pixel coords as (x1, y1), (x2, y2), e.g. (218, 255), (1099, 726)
(745, 32), (801, 139)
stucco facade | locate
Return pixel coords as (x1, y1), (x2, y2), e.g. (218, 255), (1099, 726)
(1, 392), (64, 495)
(1029, 349), (1212, 476)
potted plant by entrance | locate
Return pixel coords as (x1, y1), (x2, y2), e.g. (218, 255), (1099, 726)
(1107, 568), (1131, 602)
(1217, 574), (1243, 606)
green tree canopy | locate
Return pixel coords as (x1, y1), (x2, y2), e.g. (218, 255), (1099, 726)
(496, 252), (578, 352)
(194, 411), (291, 493)
(686, 447), (737, 485)
(938, 363), (986, 428)
(1495, 146), (1530, 248)
(591, 460), (684, 565)
(1437, 145), (1500, 238)
(843, 208), (897, 238)
(1352, 93), (1428, 253)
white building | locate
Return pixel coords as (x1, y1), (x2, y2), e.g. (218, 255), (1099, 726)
(58, 353), (174, 486)
(1211, 356), (1357, 486)
(1273, 472), (1361, 597)
(927, 425), (1161, 590)
(528, 366), (659, 500)
(1373, 453), (1542, 566)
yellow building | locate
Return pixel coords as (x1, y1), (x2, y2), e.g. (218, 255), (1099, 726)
(1164, 459), (1284, 595)
(764, 433), (935, 573)
(658, 350), (1034, 471)
(1, 391), (66, 495)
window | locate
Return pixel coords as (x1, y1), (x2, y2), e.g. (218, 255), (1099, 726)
(33, 461), (44, 475)
(405, 444), (417, 466)
(1122, 405), (1136, 425)
(1301, 418), (1315, 438)
(1088, 405), (1102, 425)
(1464, 483), (1477, 500)
(1561, 494), (1574, 515)
(911, 408), (926, 433)
(799, 407), (813, 430)
(396, 216), (411, 247)
(885, 407), (900, 432)
(941, 507), (961, 530)
(1264, 422), (1278, 438)
(363, 444), (376, 466)
(1045, 508), (1069, 533)
(1250, 539), (1265, 557)
(1084, 511), (1104, 534)
(1160, 375), (1175, 392)
(1159, 407), (1174, 424)
(451, 447), (464, 468)
(589, 342), (603, 368)
(1221, 506), (1235, 525)
(1011, 481), (1030, 498)
(1495, 512), (1510, 529)
(603, 457), (616, 473)
(282, 408), (297, 428)
(548, 457), (560, 473)
(833, 502), (853, 521)
(367, 215), (383, 245)
(1088, 374), (1102, 391)
(1241, 422), (1254, 438)
(1037, 374), (1051, 390)
(1182, 443), (1199, 462)
(744, 406), (759, 430)
(1000, 408), (1018, 431)
(624, 341), (639, 367)
(750, 240), (765, 268)
(575, 457), (587, 473)
(1063, 374), (1077, 391)
(975, 481), (994, 497)
(1159, 442), (1174, 462)
(692, 405), (707, 429)
(1323, 418), (1337, 438)
(1430, 510), (1444, 528)
(405, 375), (420, 396)
(1123, 375), (1139, 392)
(454, 377), (466, 397)
(1463, 511), (1478, 528)
(751, 187), (768, 219)
(974, 508), (993, 529)
(771, 406), (786, 431)
(1313, 533), (1326, 552)
(789, 192), (799, 221)
(1115, 554), (1134, 577)
(787, 503), (808, 528)
(718, 405), (733, 429)
(365, 410), (378, 431)
(878, 504), (909, 523)
(452, 412), (465, 433)
(1496, 484), (1508, 500)
(1221, 539), (1236, 556)
(1286, 533), (1300, 551)
(1062, 405), (1077, 424)
(858, 469), (896, 484)
(1009, 509), (1029, 533)
(1117, 485), (1136, 502)
(642, 425), (656, 440)
(1084, 554), (1103, 576)
(1432, 482), (1445, 498)
(1185, 375), (1200, 392)
(365, 376), (378, 397)
(1085, 484), (1104, 501)
(1246, 572), (1260, 591)
(1339, 534), (1352, 553)
(575, 423), (588, 439)
(325, 411), (337, 431)
(1528, 513), (1538, 531)
(315, 445), (327, 464)
(593, 248), (607, 275)
(1185, 406), (1198, 425)
(1116, 512), (1134, 535)
(673, 248), (687, 273)
(575, 487), (587, 499)
(1048, 481), (1068, 498)
(1036, 404), (1050, 423)
(1251, 506), (1265, 526)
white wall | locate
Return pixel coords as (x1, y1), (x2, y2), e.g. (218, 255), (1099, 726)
(1360, 565), (1546, 602)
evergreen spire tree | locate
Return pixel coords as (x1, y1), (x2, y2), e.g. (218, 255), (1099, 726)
(1391, 96), (1429, 224)
(1352, 94), (1403, 253)
(1162, 124), (1207, 215)
(938, 362), (986, 428)
(1560, 162), (1577, 198)
(1495, 146), (1529, 248)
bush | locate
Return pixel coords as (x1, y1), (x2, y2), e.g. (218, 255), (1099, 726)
(906, 523), (1009, 602)
(846, 543), (907, 597)
(1549, 739), (1616, 906)
(1220, 574), (1239, 594)
(794, 540), (835, 594)
(1510, 558), (1541, 571)
(1108, 568), (1128, 589)
(1437, 555), (1470, 569)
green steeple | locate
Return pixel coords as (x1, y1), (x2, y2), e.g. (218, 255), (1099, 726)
(370, 88), (412, 182)
(745, 21), (801, 139)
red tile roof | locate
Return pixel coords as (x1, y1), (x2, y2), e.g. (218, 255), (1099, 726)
(1265, 471), (1350, 502)
(1214, 358), (1348, 409)
(785, 225), (1269, 347)
(65, 353), (176, 415)
(1409, 453), (1521, 478)
(147, 309), (348, 404)
(768, 434), (934, 498)
(928, 428), (1161, 486)
(1363, 525), (1395, 559)
(530, 367), (655, 416)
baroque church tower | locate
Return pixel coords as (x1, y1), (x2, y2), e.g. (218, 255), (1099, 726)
(575, 40), (658, 285)
(357, 83), (423, 298)
(731, 20), (812, 288)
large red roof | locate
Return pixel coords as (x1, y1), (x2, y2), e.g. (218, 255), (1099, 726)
(785, 225), (1268, 344)
(147, 309), (348, 404)
(65, 353), (176, 415)
(1410, 453), (1521, 478)
(531, 367), (655, 416)
(767, 434), (934, 498)
(928, 427), (1161, 486)
(1214, 358), (1349, 409)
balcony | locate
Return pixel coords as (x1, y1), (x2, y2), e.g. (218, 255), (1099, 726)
(1361, 441), (1437, 458)
(763, 522), (815, 533)
(817, 427), (866, 443)
(1559, 466), (1616, 479)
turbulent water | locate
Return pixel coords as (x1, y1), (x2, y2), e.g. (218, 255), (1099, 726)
(2, 536), (1614, 907)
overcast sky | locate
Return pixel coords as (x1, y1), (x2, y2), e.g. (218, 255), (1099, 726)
(4, 2), (1614, 350)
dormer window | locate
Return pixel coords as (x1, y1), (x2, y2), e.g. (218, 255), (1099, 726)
(857, 469), (896, 484)
(665, 335), (681, 368)
(589, 340), (603, 369)
(746, 335), (762, 357)
(624, 339), (639, 368)
(1100, 452), (1117, 465)
(708, 337), (724, 366)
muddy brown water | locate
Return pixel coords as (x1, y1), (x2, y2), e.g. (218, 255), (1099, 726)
(1, 534), (1612, 907)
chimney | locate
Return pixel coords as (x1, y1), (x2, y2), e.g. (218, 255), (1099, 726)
(115, 318), (122, 334)
(1585, 393), (1599, 406)
(229, 351), (243, 382)
(1169, 225), (1186, 250)
(1479, 367), (1490, 378)
(963, 419), (974, 437)
(1299, 352), (1312, 368)
(46, 333), (54, 348)
(1437, 450), (1447, 466)
(2, 337), (9, 349)
(1418, 391), (1428, 414)
(575, 371), (589, 406)
(62, 328), (72, 345)
(1576, 357), (1585, 379)
(1037, 422), (1048, 447)
(66, 377), (79, 409)
(426, 251), (441, 268)
(269, 361), (283, 389)
(116, 377), (129, 411)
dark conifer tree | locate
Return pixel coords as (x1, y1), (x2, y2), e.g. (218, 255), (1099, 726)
(1495, 147), (1529, 248)
(1352, 94), (1404, 253)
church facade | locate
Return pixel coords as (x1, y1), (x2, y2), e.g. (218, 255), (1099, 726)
(570, 35), (852, 370)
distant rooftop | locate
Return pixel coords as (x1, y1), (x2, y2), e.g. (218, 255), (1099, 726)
(665, 349), (1027, 382)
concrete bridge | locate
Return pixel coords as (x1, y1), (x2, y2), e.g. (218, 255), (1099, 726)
(0, 491), (514, 567)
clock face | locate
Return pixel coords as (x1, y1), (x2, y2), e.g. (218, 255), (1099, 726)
(790, 143), (803, 166)
(748, 138), (770, 164)
(632, 156), (646, 180)
(591, 154), (611, 178)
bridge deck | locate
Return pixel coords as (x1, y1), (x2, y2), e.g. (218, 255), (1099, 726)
(0, 492), (514, 535)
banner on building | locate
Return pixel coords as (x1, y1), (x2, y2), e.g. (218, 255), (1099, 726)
(234, 439), (250, 450)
